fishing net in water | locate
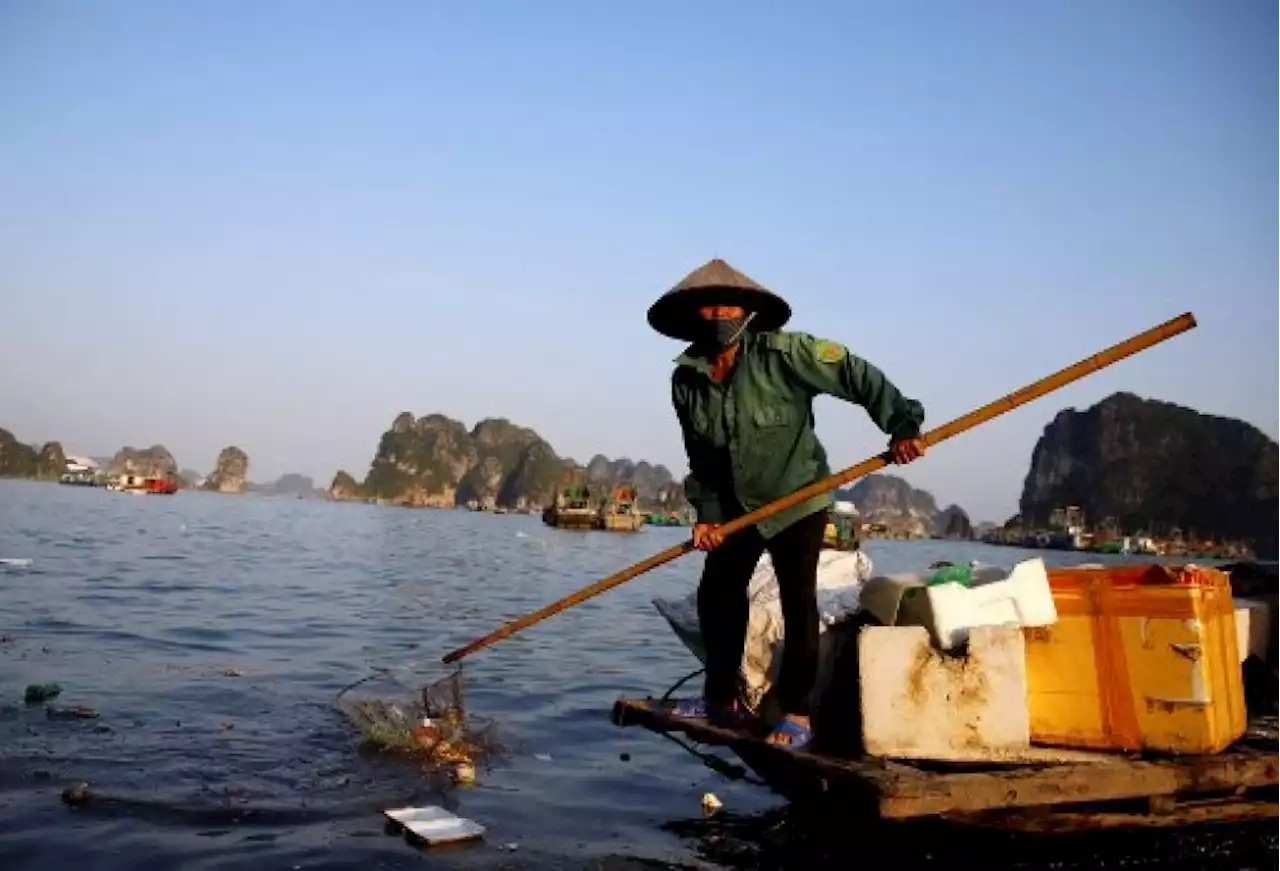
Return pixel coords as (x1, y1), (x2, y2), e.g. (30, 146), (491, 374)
(334, 667), (503, 772)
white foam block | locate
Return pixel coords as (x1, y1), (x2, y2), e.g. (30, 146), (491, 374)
(898, 558), (1058, 650)
(1233, 597), (1271, 664)
(858, 624), (1031, 761)
(384, 806), (486, 845)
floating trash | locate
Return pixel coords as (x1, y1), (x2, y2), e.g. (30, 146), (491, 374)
(61, 782), (90, 807)
(24, 683), (61, 704)
(335, 668), (503, 777)
(0, 558), (33, 568)
(383, 805), (485, 846)
(47, 705), (99, 720)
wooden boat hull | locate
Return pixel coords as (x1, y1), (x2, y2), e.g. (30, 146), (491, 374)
(601, 513), (645, 532)
(611, 697), (1278, 827)
(613, 609), (1278, 827)
(542, 508), (599, 530)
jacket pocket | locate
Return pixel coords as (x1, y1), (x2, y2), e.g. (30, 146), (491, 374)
(738, 404), (798, 492)
(750, 404), (795, 429)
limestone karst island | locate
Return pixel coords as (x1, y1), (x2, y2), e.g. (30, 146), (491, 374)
(3, 390), (1275, 559)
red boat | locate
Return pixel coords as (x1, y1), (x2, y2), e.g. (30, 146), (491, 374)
(143, 476), (178, 494)
(110, 474), (179, 495)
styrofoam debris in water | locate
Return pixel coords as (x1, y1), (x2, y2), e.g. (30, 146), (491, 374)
(383, 806), (485, 845)
(0, 558), (33, 568)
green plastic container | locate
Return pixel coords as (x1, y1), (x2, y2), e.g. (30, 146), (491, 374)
(927, 565), (973, 588)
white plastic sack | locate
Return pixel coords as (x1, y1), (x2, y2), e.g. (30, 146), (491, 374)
(653, 549), (874, 714)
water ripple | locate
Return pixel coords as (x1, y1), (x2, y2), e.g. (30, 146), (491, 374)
(0, 479), (1269, 870)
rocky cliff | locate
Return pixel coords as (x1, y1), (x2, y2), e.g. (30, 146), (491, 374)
(329, 470), (364, 501)
(332, 412), (689, 510)
(0, 428), (65, 480)
(458, 418), (557, 506)
(359, 413), (467, 506)
(582, 455), (683, 506)
(201, 446), (250, 493)
(835, 474), (966, 538)
(935, 504), (975, 540)
(1020, 392), (1278, 557)
(251, 473), (322, 498)
(105, 445), (178, 479)
(498, 440), (567, 507)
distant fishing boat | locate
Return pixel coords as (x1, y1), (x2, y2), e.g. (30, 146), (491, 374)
(542, 481), (598, 530)
(107, 474), (178, 495)
(599, 485), (644, 532)
(59, 457), (102, 487)
(645, 507), (694, 527)
(823, 501), (860, 551)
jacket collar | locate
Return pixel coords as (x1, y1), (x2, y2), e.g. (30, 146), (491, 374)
(673, 345), (712, 375)
(674, 332), (761, 375)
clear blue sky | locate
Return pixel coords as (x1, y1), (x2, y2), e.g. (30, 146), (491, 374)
(2, 1), (1275, 522)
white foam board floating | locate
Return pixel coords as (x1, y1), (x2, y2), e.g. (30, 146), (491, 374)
(383, 805), (485, 845)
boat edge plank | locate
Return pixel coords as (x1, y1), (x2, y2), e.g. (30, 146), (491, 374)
(610, 697), (1279, 820)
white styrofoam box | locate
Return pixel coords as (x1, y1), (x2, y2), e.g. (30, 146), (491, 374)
(1233, 597), (1271, 664)
(383, 806), (485, 845)
(858, 624), (1031, 761)
(896, 558), (1058, 651)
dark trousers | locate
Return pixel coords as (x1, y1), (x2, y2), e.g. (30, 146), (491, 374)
(698, 509), (827, 716)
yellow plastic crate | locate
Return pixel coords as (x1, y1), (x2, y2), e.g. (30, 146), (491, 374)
(1024, 564), (1246, 755)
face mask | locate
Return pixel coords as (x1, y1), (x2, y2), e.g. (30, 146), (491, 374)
(699, 311), (756, 351)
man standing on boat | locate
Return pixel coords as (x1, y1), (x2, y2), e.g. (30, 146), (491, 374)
(648, 258), (926, 751)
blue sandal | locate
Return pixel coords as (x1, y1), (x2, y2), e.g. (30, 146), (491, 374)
(666, 697), (751, 728)
(765, 718), (814, 751)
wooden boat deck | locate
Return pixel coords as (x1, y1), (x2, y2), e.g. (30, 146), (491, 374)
(611, 697), (1278, 824)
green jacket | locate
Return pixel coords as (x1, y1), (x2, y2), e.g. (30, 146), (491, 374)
(671, 330), (925, 540)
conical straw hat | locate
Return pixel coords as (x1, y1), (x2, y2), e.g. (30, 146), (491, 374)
(646, 258), (791, 342)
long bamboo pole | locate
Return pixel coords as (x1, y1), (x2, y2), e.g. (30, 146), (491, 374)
(442, 312), (1197, 665)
